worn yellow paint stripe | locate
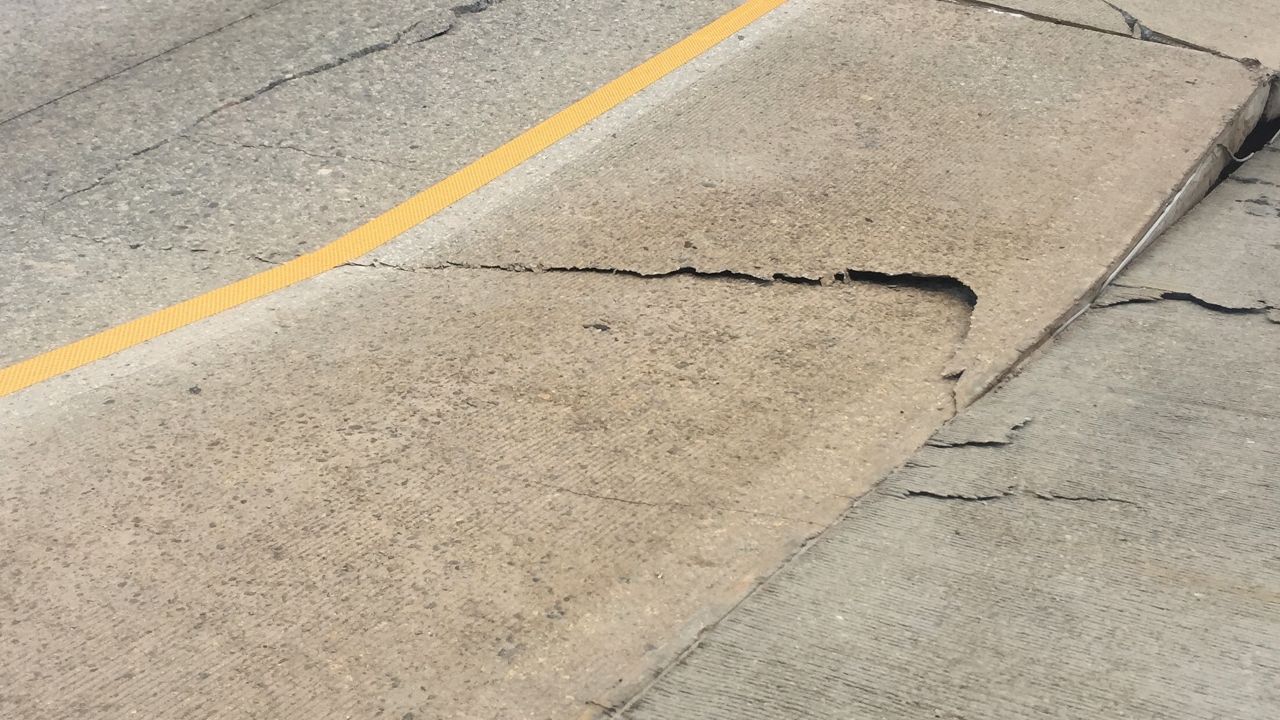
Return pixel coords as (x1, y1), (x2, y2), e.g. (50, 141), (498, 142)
(0, 0), (788, 398)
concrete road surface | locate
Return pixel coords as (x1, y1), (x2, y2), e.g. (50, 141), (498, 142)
(2, 0), (1279, 718)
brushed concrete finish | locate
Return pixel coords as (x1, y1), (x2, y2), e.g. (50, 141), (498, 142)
(0, 269), (966, 719)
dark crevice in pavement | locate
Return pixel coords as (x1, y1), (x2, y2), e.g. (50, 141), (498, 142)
(342, 259), (981, 395)
(902, 487), (1140, 507)
(0, 0), (294, 128)
(1227, 175), (1280, 188)
(52, 138), (174, 204)
(189, 18), (427, 127)
(1098, 283), (1279, 321)
(346, 258), (978, 309)
(903, 488), (1015, 502)
(1219, 109), (1280, 178)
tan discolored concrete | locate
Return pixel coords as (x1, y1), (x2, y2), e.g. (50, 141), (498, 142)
(0, 267), (967, 719)
(380, 0), (1265, 405)
(959, 0), (1280, 68)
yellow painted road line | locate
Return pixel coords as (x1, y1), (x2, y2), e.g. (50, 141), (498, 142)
(0, 0), (788, 399)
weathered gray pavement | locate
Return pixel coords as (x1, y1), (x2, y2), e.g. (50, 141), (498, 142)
(0, 0), (740, 365)
(620, 143), (1280, 719)
(2, 1), (1279, 719)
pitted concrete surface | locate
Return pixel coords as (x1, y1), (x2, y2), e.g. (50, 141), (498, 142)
(619, 142), (1280, 720)
(1, 270), (967, 719)
(380, 0), (1263, 404)
(963, 0), (1280, 68)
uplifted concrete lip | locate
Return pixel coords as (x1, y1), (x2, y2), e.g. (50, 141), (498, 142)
(385, 0), (1265, 406)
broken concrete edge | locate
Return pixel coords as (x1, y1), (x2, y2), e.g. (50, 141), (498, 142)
(341, 258), (977, 305)
(961, 78), (1276, 410)
(340, 258), (978, 411)
(926, 416), (1031, 448)
(597, 418), (1134, 717)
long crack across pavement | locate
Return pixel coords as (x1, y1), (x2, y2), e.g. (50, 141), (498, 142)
(1096, 283), (1280, 322)
(47, 11), (459, 207)
(942, 0), (1265, 67)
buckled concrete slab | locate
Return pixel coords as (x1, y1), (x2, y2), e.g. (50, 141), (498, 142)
(375, 0), (1264, 405)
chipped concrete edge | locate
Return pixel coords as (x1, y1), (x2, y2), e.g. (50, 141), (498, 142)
(966, 78), (1274, 406)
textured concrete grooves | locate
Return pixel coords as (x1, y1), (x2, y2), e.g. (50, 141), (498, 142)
(390, 0), (1263, 407)
(617, 144), (1280, 720)
(0, 270), (967, 719)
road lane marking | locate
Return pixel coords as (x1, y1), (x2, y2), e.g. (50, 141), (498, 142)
(0, 0), (788, 398)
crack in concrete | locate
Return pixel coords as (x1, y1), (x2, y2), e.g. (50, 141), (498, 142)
(46, 15), (449, 207)
(524, 480), (821, 527)
(939, 0), (1134, 41)
(904, 488), (1016, 502)
(941, 0), (1261, 67)
(0, 0), (294, 128)
(340, 259), (980, 403)
(344, 258), (977, 308)
(1029, 491), (1139, 506)
(52, 138), (175, 204)
(1228, 175), (1280, 188)
(926, 417), (1032, 448)
(1101, 1), (1257, 65)
(903, 486), (1139, 507)
(197, 137), (426, 171)
(1098, 283), (1279, 322)
(191, 19), (424, 125)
